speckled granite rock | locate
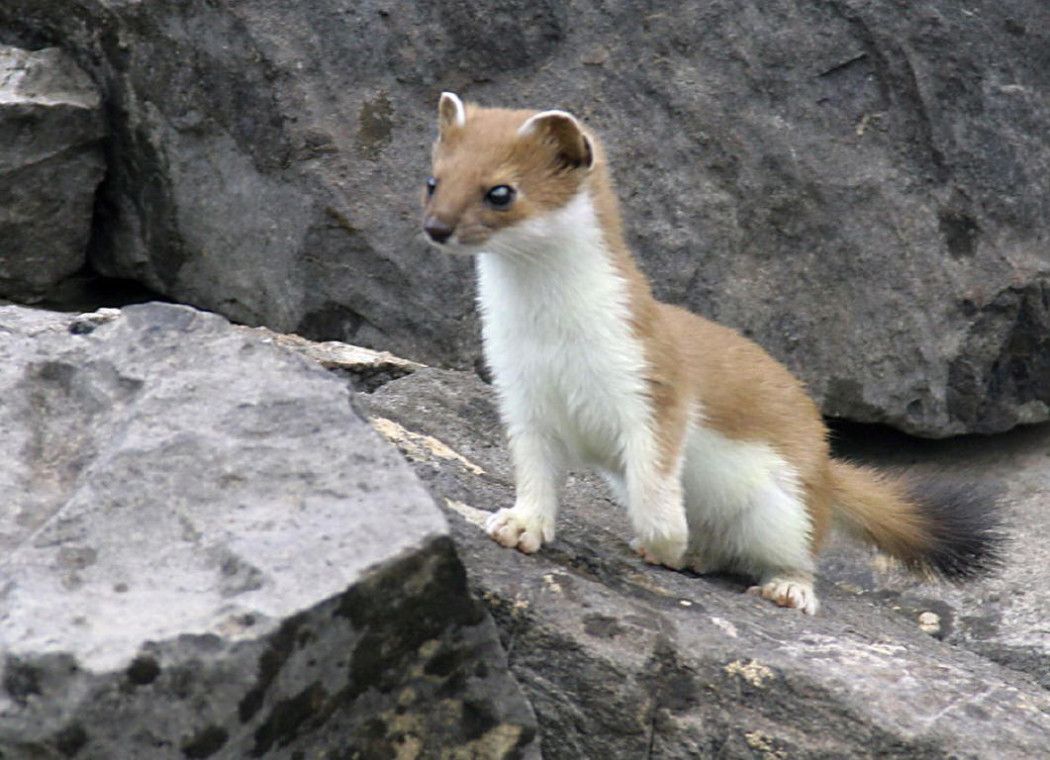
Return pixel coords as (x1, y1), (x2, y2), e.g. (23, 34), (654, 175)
(0, 303), (537, 759)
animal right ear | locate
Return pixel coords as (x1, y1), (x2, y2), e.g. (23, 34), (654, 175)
(437, 92), (466, 137)
(518, 110), (594, 170)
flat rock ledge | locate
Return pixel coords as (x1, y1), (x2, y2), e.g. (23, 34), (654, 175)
(0, 303), (537, 759)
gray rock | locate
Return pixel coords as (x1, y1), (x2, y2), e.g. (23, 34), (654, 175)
(2, 0), (1048, 436)
(0, 303), (537, 759)
(365, 365), (1050, 759)
(0, 45), (106, 302)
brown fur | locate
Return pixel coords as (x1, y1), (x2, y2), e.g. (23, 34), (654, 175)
(657, 305), (836, 552)
(826, 462), (941, 564)
(564, 119), (836, 551)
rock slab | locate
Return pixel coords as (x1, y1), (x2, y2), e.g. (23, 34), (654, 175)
(0, 45), (105, 301)
(2, 0), (1048, 435)
(365, 365), (1050, 759)
(0, 304), (536, 759)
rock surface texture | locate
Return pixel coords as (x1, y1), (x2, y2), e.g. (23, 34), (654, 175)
(0, 44), (105, 301)
(1, 0), (1048, 436)
(365, 364), (1050, 759)
(826, 420), (1050, 693)
(1, 302), (1046, 758)
(0, 304), (537, 759)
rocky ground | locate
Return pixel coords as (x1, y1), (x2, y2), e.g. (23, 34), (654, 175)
(826, 419), (1050, 692)
(1, 303), (1047, 757)
(362, 360), (1050, 759)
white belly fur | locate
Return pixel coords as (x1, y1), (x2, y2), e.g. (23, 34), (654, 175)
(681, 420), (814, 576)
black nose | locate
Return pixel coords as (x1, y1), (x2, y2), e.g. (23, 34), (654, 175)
(424, 217), (454, 244)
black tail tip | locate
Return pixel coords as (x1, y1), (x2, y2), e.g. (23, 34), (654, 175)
(907, 478), (1008, 581)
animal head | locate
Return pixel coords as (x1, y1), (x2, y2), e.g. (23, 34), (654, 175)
(422, 92), (596, 254)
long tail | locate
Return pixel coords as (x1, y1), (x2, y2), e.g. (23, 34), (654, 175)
(827, 460), (1004, 580)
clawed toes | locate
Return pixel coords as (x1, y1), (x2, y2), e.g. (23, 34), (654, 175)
(485, 509), (548, 554)
(747, 579), (819, 615)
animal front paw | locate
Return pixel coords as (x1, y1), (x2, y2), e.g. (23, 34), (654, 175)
(631, 534), (687, 570)
(747, 575), (820, 615)
(485, 507), (554, 554)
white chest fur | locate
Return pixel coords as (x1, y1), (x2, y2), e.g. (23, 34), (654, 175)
(475, 191), (652, 472)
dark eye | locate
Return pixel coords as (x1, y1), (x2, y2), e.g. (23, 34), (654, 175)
(425, 176), (438, 197)
(485, 185), (515, 208)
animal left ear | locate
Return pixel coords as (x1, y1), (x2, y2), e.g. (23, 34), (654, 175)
(518, 110), (594, 170)
(437, 91), (467, 138)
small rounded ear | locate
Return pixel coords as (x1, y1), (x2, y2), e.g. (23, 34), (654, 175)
(437, 92), (466, 137)
(518, 110), (594, 170)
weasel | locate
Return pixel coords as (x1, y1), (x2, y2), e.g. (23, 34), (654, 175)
(421, 92), (1001, 614)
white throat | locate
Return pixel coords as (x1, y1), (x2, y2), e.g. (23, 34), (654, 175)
(475, 190), (631, 336)
(475, 189), (651, 471)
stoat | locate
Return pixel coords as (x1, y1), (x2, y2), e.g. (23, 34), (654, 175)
(421, 92), (1001, 614)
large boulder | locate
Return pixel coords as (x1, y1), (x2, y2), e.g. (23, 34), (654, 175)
(0, 303), (537, 758)
(364, 363), (1050, 758)
(1, 0), (1048, 436)
(0, 44), (105, 301)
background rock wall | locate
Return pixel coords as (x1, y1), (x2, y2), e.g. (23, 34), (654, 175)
(0, 1), (1047, 433)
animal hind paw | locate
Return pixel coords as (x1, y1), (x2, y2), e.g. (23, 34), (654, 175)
(747, 575), (820, 615)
